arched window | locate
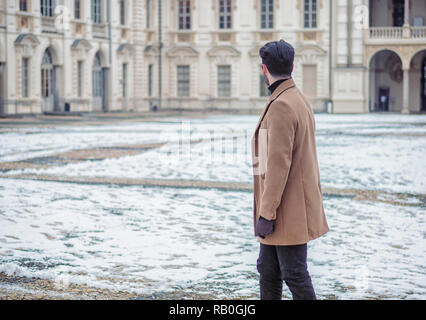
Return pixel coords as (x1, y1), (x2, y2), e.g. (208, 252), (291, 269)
(41, 49), (53, 98)
(92, 53), (103, 98)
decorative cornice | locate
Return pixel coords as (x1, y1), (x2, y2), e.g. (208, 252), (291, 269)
(167, 45), (199, 57)
(117, 43), (134, 54)
(14, 33), (40, 46)
(295, 43), (327, 56)
(207, 45), (241, 57)
(71, 39), (92, 51)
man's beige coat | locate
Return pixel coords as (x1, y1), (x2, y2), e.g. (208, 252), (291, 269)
(251, 78), (329, 245)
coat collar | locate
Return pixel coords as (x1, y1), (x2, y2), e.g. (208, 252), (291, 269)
(254, 78), (296, 134)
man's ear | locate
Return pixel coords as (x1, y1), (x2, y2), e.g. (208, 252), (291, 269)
(262, 64), (268, 75)
(291, 64), (294, 73)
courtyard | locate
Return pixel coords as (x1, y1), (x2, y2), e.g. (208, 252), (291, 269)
(0, 112), (425, 299)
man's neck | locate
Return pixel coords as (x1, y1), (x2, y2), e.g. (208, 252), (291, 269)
(268, 77), (291, 95)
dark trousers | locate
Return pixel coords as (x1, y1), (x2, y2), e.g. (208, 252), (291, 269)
(256, 243), (317, 300)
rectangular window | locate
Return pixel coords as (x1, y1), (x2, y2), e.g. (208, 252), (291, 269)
(146, 0), (151, 29)
(22, 58), (29, 98)
(20, 0), (28, 12)
(120, 0), (126, 25)
(77, 61), (83, 97)
(178, 0), (191, 30)
(304, 0), (317, 28)
(219, 0), (232, 29)
(148, 64), (153, 97)
(40, 0), (54, 17)
(75, 0), (81, 19)
(260, 0), (274, 29)
(92, 0), (102, 24)
(218, 65), (231, 97)
(177, 65), (190, 97)
(122, 63), (127, 98)
(302, 64), (317, 97)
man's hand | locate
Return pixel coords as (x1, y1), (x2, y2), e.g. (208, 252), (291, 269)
(256, 216), (274, 239)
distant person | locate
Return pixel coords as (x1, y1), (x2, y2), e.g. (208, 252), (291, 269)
(252, 40), (329, 300)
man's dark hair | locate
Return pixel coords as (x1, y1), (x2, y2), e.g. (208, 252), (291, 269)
(259, 40), (295, 77)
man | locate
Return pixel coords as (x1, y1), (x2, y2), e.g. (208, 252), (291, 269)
(251, 40), (329, 300)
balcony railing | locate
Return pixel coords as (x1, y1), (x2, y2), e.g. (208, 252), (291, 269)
(41, 16), (57, 33)
(369, 27), (403, 39)
(368, 26), (426, 40)
(92, 23), (107, 38)
(411, 26), (426, 39)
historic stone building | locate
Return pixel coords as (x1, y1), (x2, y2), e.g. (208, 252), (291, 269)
(131, 0), (333, 112)
(0, 0), (425, 115)
(334, 0), (426, 113)
(0, 0), (135, 114)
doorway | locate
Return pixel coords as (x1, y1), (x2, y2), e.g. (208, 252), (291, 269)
(378, 86), (390, 111)
(92, 52), (104, 111)
(369, 50), (404, 112)
(41, 49), (54, 112)
(92, 52), (109, 112)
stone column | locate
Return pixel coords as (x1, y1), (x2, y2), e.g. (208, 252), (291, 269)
(404, 0), (410, 25)
(401, 68), (410, 113)
(403, 0), (410, 38)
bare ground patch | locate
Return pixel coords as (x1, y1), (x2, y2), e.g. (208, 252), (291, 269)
(0, 273), (140, 300)
(0, 173), (424, 208)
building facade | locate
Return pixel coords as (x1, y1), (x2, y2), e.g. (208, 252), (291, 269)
(0, 0), (134, 114)
(334, 0), (426, 113)
(0, 0), (425, 115)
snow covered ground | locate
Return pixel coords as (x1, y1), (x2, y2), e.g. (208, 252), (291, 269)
(3, 114), (425, 194)
(0, 113), (425, 299)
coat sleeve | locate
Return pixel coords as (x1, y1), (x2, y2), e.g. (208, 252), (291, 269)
(259, 102), (297, 221)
